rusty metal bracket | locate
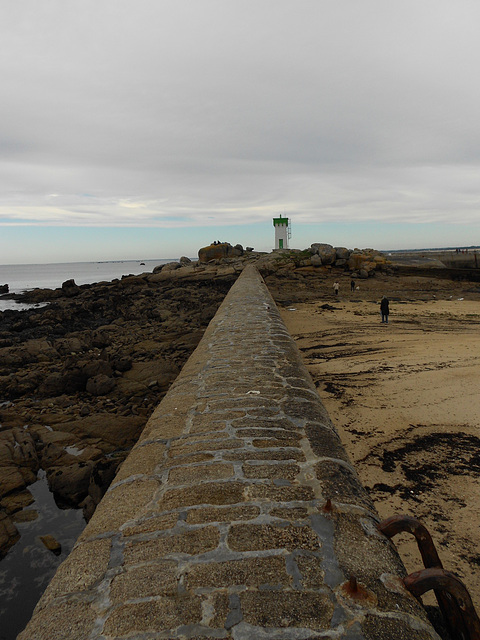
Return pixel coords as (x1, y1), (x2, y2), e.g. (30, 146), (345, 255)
(404, 568), (480, 640)
(378, 515), (476, 640)
(378, 514), (443, 569)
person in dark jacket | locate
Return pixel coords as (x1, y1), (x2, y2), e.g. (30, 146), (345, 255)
(380, 296), (390, 323)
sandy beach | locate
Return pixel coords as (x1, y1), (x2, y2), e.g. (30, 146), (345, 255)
(281, 272), (480, 610)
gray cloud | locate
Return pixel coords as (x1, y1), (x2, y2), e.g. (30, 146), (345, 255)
(1, 0), (480, 235)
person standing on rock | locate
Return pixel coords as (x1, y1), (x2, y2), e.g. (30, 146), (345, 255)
(333, 281), (339, 296)
(380, 296), (390, 323)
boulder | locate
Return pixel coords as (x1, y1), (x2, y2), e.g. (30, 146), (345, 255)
(39, 534), (61, 555)
(198, 242), (243, 263)
(335, 247), (351, 260)
(61, 279), (80, 297)
(81, 359), (113, 379)
(310, 254), (322, 267)
(311, 243), (337, 265)
(0, 284), (8, 294)
(179, 256), (192, 265)
(161, 262), (181, 271)
(46, 461), (94, 506)
(86, 374), (116, 396)
(57, 414), (145, 447)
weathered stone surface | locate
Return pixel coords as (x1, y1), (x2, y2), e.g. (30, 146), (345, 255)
(124, 526), (220, 563)
(110, 561), (178, 600)
(228, 523), (320, 552)
(103, 597), (202, 635)
(186, 505), (260, 524)
(186, 556), (291, 588)
(240, 590), (334, 629)
(17, 601), (96, 640)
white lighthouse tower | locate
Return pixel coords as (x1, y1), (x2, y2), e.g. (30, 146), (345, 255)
(273, 214), (291, 250)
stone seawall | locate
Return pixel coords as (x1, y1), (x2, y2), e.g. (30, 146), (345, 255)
(20, 265), (439, 639)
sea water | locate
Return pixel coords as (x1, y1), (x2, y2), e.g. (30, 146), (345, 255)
(0, 472), (85, 639)
(0, 258), (177, 312)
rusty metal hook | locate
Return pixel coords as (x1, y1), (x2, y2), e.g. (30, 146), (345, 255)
(378, 515), (473, 640)
(404, 568), (480, 640)
(378, 514), (443, 569)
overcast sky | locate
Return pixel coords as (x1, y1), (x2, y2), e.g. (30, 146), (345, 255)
(1, 0), (480, 264)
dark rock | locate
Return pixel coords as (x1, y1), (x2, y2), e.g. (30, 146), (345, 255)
(39, 534), (62, 555)
(46, 462), (94, 506)
(179, 256), (192, 265)
(0, 284), (8, 294)
(86, 374), (116, 396)
(0, 510), (19, 557)
(111, 356), (132, 372)
(61, 279), (80, 297)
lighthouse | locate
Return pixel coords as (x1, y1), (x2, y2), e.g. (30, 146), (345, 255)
(273, 214), (291, 250)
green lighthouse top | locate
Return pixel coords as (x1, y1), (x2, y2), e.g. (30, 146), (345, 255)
(273, 215), (289, 226)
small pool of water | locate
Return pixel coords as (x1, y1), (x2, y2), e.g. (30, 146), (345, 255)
(0, 471), (86, 640)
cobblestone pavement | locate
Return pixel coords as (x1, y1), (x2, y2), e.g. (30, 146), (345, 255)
(19, 266), (440, 639)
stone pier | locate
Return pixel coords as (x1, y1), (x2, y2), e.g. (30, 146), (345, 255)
(20, 265), (439, 639)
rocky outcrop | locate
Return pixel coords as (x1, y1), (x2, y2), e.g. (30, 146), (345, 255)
(198, 242), (243, 263)
(0, 270), (236, 553)
(0, 284), (8, 294)
(304, 244), (390, 276)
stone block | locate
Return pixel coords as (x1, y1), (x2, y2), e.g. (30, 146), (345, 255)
(33, 538), (111, 607)
(168, 437), (242, 458)
(80, 478), (160, 538)
(103, 597), (202, 636)
(361, 613), (438, 639)
(315, 460), (375, 511)
(224, 449), (306, 462)
(186, 556), (291, 589)
(124, 526), (220, 564)
(186, 505), (260, 525)
(296, 554), (326, 588)
(252, 437), (302, 448)
(122, 512), (178, 537)
(157, 481), (245, 511)
(114, 441), (166, 482)
(244, 483), (315, 503)
(227, 523), (320, 552)
(110, 561), (178, 601)
(240, 590), (333, 630)
(168, 463), (235, 485)
(242, 462), (299, 481)
(304, 422), (350, 461)
(269, 506), (309, 520)
(18, 601), (97, 640)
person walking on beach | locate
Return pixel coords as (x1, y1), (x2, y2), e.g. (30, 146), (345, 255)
(333, 281), (339, 296)
(350, 279), (355, 292)
(380, 296), (390, 323)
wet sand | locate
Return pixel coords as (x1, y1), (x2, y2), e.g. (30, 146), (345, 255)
(281, 273), (480, 609)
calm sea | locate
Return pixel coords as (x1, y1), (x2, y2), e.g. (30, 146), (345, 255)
(0, 258), (178, 312)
